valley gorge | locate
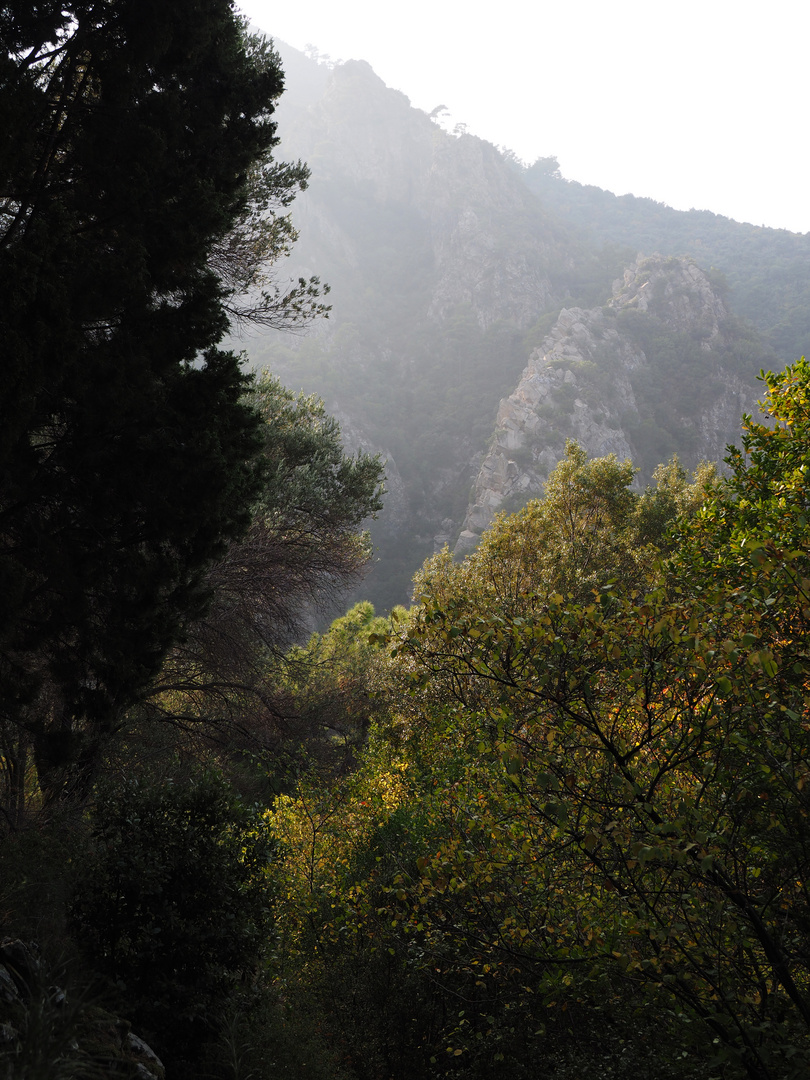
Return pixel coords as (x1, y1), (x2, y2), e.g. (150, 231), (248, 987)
(244, 39), (803, 611)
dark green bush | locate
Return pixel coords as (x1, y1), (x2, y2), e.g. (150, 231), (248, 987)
(70, 768), (275, 1072)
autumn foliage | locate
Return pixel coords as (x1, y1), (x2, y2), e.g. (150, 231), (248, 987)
(269, 363), (810, 1080)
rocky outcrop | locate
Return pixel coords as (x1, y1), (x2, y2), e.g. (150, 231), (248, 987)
(251, 45), (772, 606)
(457, 255), (762, 552)
(0, 938), (165, 1078)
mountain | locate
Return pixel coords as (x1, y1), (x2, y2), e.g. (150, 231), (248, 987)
(458, 253), (763, 552)
(242, 41), (802, 611)
(524, 158), (810, 363)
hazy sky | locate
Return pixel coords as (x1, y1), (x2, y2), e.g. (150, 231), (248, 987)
(236, 1), (808, 235)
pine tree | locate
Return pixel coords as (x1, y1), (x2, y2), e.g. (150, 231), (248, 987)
(0, 1), (314, 800)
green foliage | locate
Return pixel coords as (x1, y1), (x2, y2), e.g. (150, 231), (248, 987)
(0, 975), (93, 1080)
(674, 358), (810, 592)
(250, 373), (385, 544)
(394, 590), (810, 1075)
(524, 162), (810, 363)
(0, 7), (355, 810)
(0, 1), (309, 803)
(142, 392), (385, 749)
(0, 807), (87, 946)
(412, 442), (709, 625)
(386, 365), (810, 1077)
(278, 602), (400, 765)
(203, 992), (354, 1080)
(70, 768), (275, 1073)
(267, 369), (810, 1076)
(634, 456), (718, 552)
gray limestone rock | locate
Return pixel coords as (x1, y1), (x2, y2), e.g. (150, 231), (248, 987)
(0, 965), (19, 1005)
(0, 940), (40, 998)
(125, 1031), (165, 1079)
(456, 254), (761, 552)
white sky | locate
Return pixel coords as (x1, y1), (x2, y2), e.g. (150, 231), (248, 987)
(236, 1), (809, 235)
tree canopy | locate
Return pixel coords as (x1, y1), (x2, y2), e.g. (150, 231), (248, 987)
(0, 2), (340, 804)
(145, 378), (385, 744)
(266, 364), (810, 1079)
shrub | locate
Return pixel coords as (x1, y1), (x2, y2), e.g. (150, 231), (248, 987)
(70, 768), (275, 1073)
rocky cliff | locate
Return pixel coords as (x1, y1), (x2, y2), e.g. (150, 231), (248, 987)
(247, 45), (581, 608)
(457, 255), (762, 552)
(243, 42), (778, 609)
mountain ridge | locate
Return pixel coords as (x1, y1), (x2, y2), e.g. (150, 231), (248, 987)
(243, 41), (796, 609)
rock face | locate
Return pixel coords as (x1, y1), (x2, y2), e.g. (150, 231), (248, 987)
(458, 255), (761, 552)
(251, 44), (578, 608)
(247, 43), (772, 606)
(0, 938), (165, 1078)
(274, 54), (563, 332)
(423, 132), (558, 328)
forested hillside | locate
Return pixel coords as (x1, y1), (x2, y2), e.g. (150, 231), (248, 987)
(244, 42), (804, 610)
(524, 157), (810, 363)
(244, 49), (575, 608)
